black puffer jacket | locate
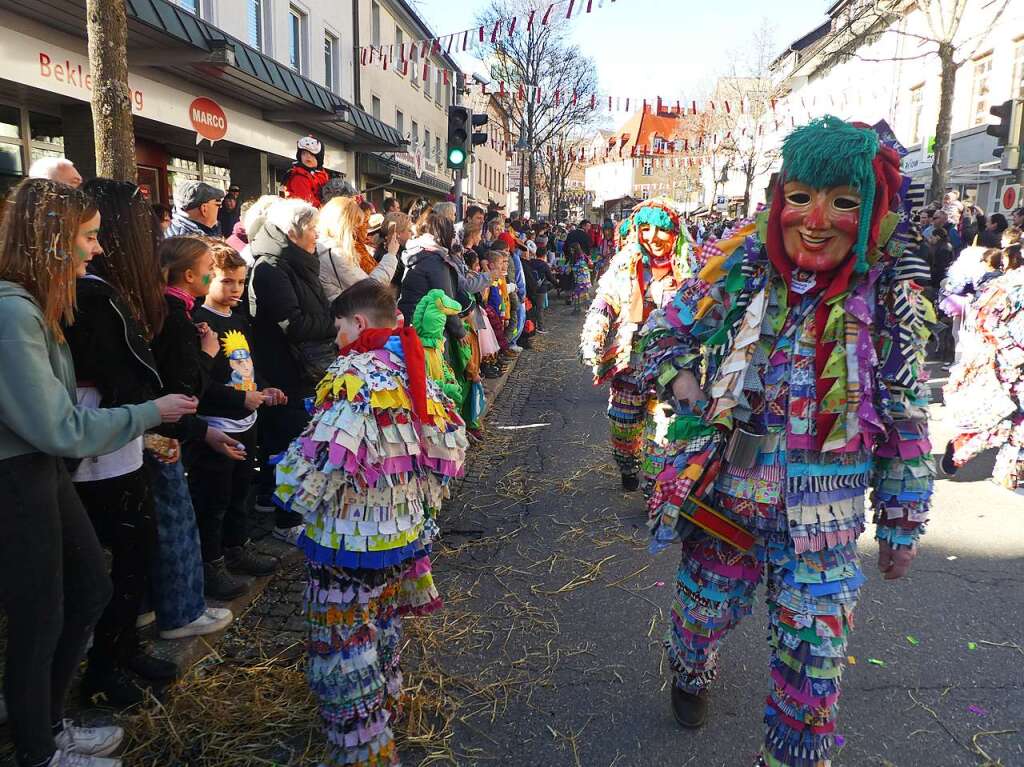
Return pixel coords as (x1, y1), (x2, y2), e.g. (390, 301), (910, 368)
(64, 275), (163, 407)
(149, 292), (212, 442)
(397, 233), (466, 340)
(248, 222), (335, 399)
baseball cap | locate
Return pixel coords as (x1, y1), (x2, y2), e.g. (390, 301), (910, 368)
(175, 180), (225, 211)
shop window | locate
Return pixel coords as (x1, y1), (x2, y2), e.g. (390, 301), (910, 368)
(29, 112), (64, 150)
(202, 160), (231, 190)
(0, 104), (21, 141)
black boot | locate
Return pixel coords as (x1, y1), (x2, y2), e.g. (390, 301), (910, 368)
(80, 668), (153, 709)
(671, 685), (709, 728)
(203, 557), (249, 601)
(621, 473), (640, 492)
(940, 440), (958, 476)
(125, 651), (179, 683)
(225, 541), (279, 577)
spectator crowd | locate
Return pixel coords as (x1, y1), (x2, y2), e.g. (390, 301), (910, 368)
(0, 136), (610, 767)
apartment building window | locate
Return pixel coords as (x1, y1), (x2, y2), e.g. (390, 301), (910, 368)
(372, 96), (381, 120)
(642, 158), (653, 176)
(909, 84), (924, 145)
(324, 33), (339, 92)
(435, 136), (441, 164)
(435, 72), (442, 104)
(395, 27), (405, 77)
(247, 0), (265, 50)
(288, 6), (307, 74)
(970, 53), (993, 126)
(396, 109), (404, 136)
(423, 66), (432, 100)
(174, 0), (200, 14)
(424, 129), (431, 161)
(411, 121), (419, 145)
(1014, 38), (1024, 99)
(371, 1), (381, 46)
(410, 43), (420, 85)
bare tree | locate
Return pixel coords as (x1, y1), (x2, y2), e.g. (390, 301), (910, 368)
(539, 133), (582, 219)
(814, 0), (1010, 202)
(86, 0), (138, 181)
(477, 0), (599, 218)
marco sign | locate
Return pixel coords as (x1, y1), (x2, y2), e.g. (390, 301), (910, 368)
(189, 97), (228, 144)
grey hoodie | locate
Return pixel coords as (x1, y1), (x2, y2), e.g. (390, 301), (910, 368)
(0, 281), (161, 460)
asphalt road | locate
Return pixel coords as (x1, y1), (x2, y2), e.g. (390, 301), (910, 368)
(417, 303), (1024, 767)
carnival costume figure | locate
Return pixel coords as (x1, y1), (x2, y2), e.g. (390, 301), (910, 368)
(638, 117), (934, 767)
(274, 282), (467, 767)
(579, 199), (691, 493)
(943, 265), (1024, 492)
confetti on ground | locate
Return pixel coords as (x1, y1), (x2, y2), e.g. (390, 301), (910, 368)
(946, 555), (958, 561)
(835, 735), (846, 747)
(867, 658), (886, 667)
(968, 642), (978, 651)
(968, 705), (988, 717)
(906, 636), (919, 646)
(847, 656), (856, 664)
(654, 580), (666, 587)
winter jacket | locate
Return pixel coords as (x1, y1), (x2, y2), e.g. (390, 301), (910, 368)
(283, 164), (329, 208)
(0, 281), (160, 460)
(166, 210), (220, 238)
(397, 234), (467, 340)
(248, 222), (336, 398)
(318, 240), (398, 303)
(150, 293), (212, 442)
(64, 275), (163, 408)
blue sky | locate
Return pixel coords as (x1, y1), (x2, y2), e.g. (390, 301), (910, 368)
(411, 0), (829, 99)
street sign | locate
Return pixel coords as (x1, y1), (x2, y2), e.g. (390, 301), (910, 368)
(998, 183), (1020, 214)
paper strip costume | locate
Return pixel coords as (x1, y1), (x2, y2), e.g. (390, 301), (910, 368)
(638, 117), (934, 767)
(275, 332), (467, 767)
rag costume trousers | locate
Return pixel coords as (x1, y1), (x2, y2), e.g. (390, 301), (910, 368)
(669, 529), (862, 767)
(146, 454), (206, 631)
(607, 370), (654, 478)
(185, 426), (257, 562)
(74, 467), (157, 673)
(0, 454), (112, 767)
(306, 562), (403, 767)
(257, 402), (310, 529)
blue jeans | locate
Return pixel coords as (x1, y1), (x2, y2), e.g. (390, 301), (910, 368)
(146, 455), (205, 631)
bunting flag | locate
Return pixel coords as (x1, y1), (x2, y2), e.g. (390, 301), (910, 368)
(356, 0), (622, 60)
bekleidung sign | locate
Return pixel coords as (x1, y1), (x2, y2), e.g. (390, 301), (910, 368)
(1, 17), (350, 172)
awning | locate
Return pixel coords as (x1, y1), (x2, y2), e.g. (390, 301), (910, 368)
(361, 153), (451, 196)
(1, 0), (406, 152)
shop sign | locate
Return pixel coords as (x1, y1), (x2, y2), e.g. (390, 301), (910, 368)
(189, 98), (228, 144)
(38, 52), (145, 112)
(998, 183), (1020, 214)
(397, 142), (426, 178)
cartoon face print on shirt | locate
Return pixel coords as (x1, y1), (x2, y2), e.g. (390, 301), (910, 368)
(221, 330), (256, 391)
(780, 181), (861, 273)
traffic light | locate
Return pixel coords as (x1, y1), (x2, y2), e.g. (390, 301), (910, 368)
(447, 106), (470, 170)
(472, 113), (489, 149)
(987, 99), (1022, 169)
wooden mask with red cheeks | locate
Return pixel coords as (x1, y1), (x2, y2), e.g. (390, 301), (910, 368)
(638, 223), (679, 268)
(780, 181), (862, 272)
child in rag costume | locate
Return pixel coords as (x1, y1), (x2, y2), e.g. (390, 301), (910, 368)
(274, 280), (467, 767)
(579, 198), (691, 493)
(637, 117), (934, 767)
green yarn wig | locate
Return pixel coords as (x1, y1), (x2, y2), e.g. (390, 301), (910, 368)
(780, 115), (880, 273)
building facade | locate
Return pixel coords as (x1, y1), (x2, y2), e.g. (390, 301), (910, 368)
(0, 0), (403, 203)
(771, 0), (1024, 213)
(354, 0), (461, 209)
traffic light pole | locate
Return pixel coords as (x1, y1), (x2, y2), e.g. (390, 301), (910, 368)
(453, 167), (464, 220)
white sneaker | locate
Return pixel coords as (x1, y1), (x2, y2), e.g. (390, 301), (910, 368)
(54, 720), (123, 757)
(47, 750), (121, 766)
(135, 611), (156, 629)
(508, 344), (524, 353)
(272, 523), (305, 546)
(159, 607), (233, 640)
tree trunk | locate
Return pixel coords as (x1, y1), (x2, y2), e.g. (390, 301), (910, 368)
(86, 0), (137, 181)
(527, 151), (537, 219)
(929, 43), (958, 204)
